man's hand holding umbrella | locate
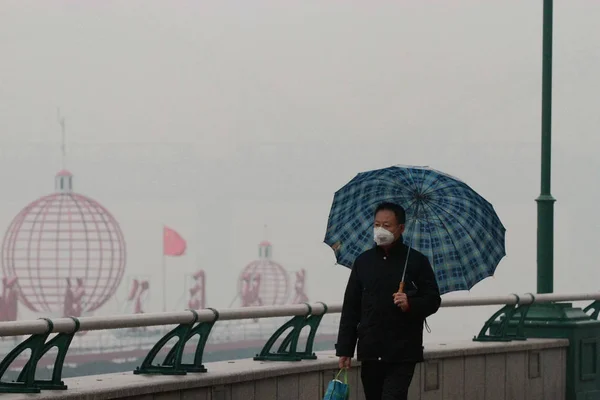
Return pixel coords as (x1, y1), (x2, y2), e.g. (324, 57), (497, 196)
(393, 291), (410, 312)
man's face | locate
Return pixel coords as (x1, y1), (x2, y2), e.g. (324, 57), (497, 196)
(374, 210), (405, 241)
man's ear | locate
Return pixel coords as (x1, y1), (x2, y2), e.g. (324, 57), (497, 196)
(398, 224), (406, 234)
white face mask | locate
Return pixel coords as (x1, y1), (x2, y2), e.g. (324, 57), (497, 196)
(374, 227), (395, 246)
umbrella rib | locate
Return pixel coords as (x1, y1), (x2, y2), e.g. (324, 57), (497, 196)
(427, 200), (503, 274)
(332, 173), (399, 197)
(404, 168), (429, 223)
(329, 177), (414, 219)
(431, 194), (506, 240)
(424, 181), (496, 214)
(406, 168), (422, 195)
(422, 180), (458, 197)
(421, 201), (471, 291)
(421, 176), (444, 196)
(425, 190), (505, 237)
(417, 167), (447, 196)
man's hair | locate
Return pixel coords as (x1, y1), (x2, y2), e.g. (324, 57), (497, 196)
(374, 202), (406, 224)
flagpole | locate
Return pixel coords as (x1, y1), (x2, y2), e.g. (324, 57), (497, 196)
(162, 226), (167, 312)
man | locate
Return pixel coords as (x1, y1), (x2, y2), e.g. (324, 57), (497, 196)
(335, 202), (441, 400)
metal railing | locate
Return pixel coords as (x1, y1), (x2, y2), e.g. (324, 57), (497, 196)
(1, 292), (600, 394)
(0, 302), (336, 336)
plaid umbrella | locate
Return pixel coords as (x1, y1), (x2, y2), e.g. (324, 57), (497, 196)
(324, 165), (506, 294)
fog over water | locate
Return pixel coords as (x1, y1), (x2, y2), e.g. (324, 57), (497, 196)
(1, 0), (599, 343)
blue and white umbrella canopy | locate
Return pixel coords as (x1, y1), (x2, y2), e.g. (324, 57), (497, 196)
(324, 165), (506, 294)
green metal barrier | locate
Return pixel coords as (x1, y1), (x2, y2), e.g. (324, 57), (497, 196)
(163, 308), (219, 373)
(0, 317), (80, 394)
(473, 294), (531, 342)
(583, 300), (600, 320)
(254, 302), (328, 362)
(133, 308), (218, 375)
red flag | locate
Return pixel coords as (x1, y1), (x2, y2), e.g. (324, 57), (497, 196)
(163, 226), (186, 256)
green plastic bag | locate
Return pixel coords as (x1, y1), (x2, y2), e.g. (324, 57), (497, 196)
(323, 369), (350, 400)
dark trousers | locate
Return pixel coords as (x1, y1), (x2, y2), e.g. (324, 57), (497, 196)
(360, 360), (417, 400)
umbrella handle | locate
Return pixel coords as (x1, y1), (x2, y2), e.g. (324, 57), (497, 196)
(398, 281), (405, 293)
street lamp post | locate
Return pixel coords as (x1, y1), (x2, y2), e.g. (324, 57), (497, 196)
(481, 4), (600, 397)
(536, 0), (556, 294)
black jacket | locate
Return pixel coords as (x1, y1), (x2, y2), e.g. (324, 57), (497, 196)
(335, 239), (441, 363)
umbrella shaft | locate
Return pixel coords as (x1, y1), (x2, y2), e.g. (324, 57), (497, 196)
(398, 247), (411, 293)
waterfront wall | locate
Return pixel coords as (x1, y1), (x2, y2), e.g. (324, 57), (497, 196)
(2, 339), (567, 400)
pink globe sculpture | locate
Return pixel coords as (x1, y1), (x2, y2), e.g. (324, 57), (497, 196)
(1, 170), (126, 314)
(238, 241), (289, 307)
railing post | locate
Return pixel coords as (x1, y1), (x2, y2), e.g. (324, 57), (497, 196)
(254, 302), (328, 362)
(134, 308), (219, 375)
(163, 308), (219, 373)
(583, 301), (600, 320)
(23, 317), (81, 390)
(474, 294), (531, 342)
(0, 317), (78, 394)
(134, 310), (199, 375)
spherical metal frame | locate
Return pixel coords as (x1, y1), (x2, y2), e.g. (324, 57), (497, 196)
(238, 258), (290, 306)
(1, 191), (126, 314)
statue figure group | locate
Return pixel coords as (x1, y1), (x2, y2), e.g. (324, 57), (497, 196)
(0, 276), (18, 322)
(63, 277), (86, 317)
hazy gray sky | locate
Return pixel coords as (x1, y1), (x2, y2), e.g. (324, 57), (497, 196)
(1, 1), (599, 340)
